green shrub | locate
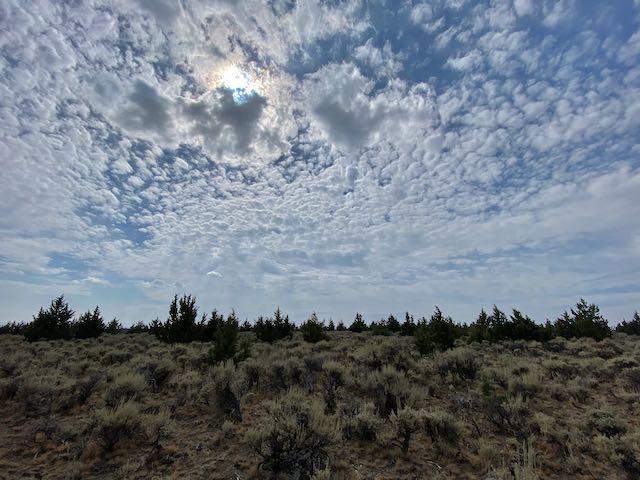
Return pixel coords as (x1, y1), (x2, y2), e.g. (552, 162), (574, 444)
(74, 373), (101, 405)
(17, 376), (60, 417)
(246, 388), (338, 479)
(209, 361), (248, 421)
(105, 372), (147, 408)
(139, 360), (174, 393)
(321, 361), (345, 414)
(269, 357), (312, 391)
(435, 348), (479, 381)
(101, 349), (133, 366)
(340, 400), (384, 442)
(0, 378), (20, 400)
(241, 358), (264, 388)
(146, 409), (174, 449)
(584, 408), (627, 438)
(391, 407), (424, 453)
(301, 313), (328, 343)
(626, 367), (640, 391)
(304, 354), (326, 373)
(482, 381), (530, 439)
(93, 401), (142, 451)
(508, 374), (540, 401)
(422, 410), (461, 447)
(369, 365), (416, 418)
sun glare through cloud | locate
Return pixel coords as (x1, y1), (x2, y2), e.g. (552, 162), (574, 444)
(211, 64), (260, 102)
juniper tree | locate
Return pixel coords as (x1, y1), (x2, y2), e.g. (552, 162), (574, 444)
(616, 312), (640, 335)
(554, 299), (610, 341)
(509, 309), (540, 341)
(273, 307), (294, 340)
(300, 312), (327, 343)
(73, 306), (105, 339)
(255, 309), (294, 343)
(414, 307), (459, 355)
(0, 322), (25, 335)
(487, 305), (509, 342)
(370, 319), (391, 336)
(210, 311), (239, 363)
(129, 321), (149, 333)
(199, 309), (223, 341)
(386, 314), (401, 333)
(163, 294), (199, 343)
(24, 295), (74, 342)
(105, 318), (122, 334)
(349, 313), (367, 332)
(469, 309), (490, 343)
(400, 312), (416, 336)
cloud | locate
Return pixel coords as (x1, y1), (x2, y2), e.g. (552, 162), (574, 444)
(118, 80), (172, 134)
(447, 49), (483, 71)
(303, 63), (438, 150)
(80, 276), (112, 286)
(0, 0), (638, 326)
(354, 39), (404, 78)
(136, 0), (182, 26)
(513, 0), (536, 17)
(410, 3), (434, 24)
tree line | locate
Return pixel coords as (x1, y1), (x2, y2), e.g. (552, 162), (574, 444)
(1, 295), (639, 359)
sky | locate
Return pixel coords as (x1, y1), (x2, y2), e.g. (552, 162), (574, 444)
(0, 0), (639, 326)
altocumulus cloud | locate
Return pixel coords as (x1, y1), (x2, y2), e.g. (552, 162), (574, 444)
(0, 0), (639, 325)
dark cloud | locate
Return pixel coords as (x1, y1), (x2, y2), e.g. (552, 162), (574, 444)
(313, 99), (383, 149)
(119, 80), (171, 133)
(180, 89), (267, 153)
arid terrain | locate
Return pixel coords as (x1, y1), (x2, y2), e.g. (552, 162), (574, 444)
(1, 330), (639, 479)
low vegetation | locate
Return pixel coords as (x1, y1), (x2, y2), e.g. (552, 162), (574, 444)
(0, 296), (638, 478)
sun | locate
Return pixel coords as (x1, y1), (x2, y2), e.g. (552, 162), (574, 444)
(213, 64), (259, 102)
(220, 65), (251, 91)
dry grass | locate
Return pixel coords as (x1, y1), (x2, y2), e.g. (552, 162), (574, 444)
(0, 331), (639, 479)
